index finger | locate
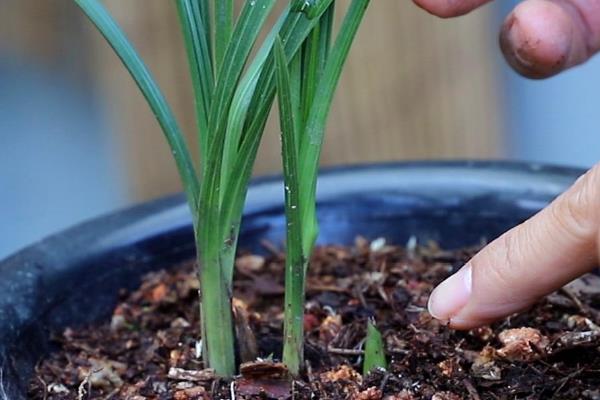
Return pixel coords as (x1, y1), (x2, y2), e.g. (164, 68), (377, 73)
(413, 0), (493, 18)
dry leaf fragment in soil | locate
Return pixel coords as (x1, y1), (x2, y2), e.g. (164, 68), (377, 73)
(320, 365), (362, 384)
(173, 385), (207, 400)
(437, 358), (463, 378)
(236, 360), (291, 399)
(431, 392), (461, 400)
(319, 314), (343, 344)
(236, 254), (266, 274)
(77, 358), (126, 390)
(550, 330), (600, 354)
(471, 345), (502, 381)
(383, 390), (416, 400)
(167, 368), (215, 382)
(235, 379), (292, 399)
(496, 327), (549, 361)
(353, 386), (383, 400)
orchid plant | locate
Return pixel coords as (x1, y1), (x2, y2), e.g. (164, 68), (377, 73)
(74, 0), (373, 378)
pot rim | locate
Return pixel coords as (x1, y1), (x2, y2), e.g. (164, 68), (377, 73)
(0, 160), (585, 268)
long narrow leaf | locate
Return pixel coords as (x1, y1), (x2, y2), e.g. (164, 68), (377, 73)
(201, 0), (276, 241)
(214, 0), (233, 75)
(218, 3), (335, 261)
(300, 25), (321, 126)
(299, 0), (370, 249)
(200, 0), (276, 286)
(219, 10), (287, 206)
(74, 0), (199, 214)
(299, 2), (334, 152)
(292, 0), (333, 19)
(317, 3), (335, 80)
(176, 0), (213, 164)
(208, 0), (276, 144)
(289, 50), (303, 151)
(243, 0), (334, 130)
(197, 0), (212, 60)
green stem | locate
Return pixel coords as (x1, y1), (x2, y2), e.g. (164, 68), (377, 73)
(274, 37), (305, 375)
(197, 237), (236, 377)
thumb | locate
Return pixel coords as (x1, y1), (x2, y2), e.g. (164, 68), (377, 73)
(428, 164), (600, 329)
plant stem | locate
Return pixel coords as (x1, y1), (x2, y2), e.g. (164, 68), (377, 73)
(274, 37), (306, 375)
(277, 0), (371, 374)
(196, 236), (236, 377)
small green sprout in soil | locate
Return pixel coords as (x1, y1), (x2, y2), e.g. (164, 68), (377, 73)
(363, 320), (387, 375)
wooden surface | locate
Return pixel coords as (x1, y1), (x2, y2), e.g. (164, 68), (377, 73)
(2, 1), (505, 202)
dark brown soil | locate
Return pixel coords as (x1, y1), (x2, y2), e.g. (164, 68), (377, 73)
(29, 238), (600, 399)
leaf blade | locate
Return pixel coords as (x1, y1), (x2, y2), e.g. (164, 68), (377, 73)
(298, 0), (370, 252)
(214, 0), (233, 75)
(74, 0), (199, 213)
(175, 0), (213, 165)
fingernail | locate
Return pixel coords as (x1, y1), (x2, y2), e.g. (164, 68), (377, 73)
(428, 263), (472, 321)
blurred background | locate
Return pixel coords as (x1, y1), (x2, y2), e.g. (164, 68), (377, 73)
(1, 0), (599, 259)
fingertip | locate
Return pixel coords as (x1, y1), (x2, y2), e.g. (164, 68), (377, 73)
(413, 0), (484, 19)
(427, 264), (472, 321)
(413, 0), (455, 18)
(447, 316), (485, 330)
(500, 0), (587, 79)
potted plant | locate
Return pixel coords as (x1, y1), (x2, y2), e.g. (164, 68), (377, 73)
(1, 1), (598, 399)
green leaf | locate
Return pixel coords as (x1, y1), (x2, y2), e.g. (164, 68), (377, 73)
(214, 0), (233, 75)
(198, 0), (212, 59)
(300, 25), (320, 126)
(243, 0), (334, 129)
(74, 0), (199, 216)
(175, 0), (213, 165)
(219, 10), (287, 206)
(363, 320), (387, 375)
(298, 0), (370, 252)
(205, 0), (276, 187)
(316, 2), (335, 77)
(289, 50), (303, 151)
(217, 3), (336, 278)
(297, 2), (333, 138)
(292, 0), (333, 19)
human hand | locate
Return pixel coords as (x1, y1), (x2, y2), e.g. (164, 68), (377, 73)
(413, 0), (600, 78)
(427, 164), (600, 329)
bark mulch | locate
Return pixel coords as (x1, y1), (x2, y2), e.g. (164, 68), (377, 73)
(29, 238), (600, 399)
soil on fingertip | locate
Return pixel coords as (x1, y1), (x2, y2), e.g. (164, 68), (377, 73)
(29, 238), (600, 399)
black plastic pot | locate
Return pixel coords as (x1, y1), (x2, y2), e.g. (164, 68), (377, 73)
(0, 161), (584, 399)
